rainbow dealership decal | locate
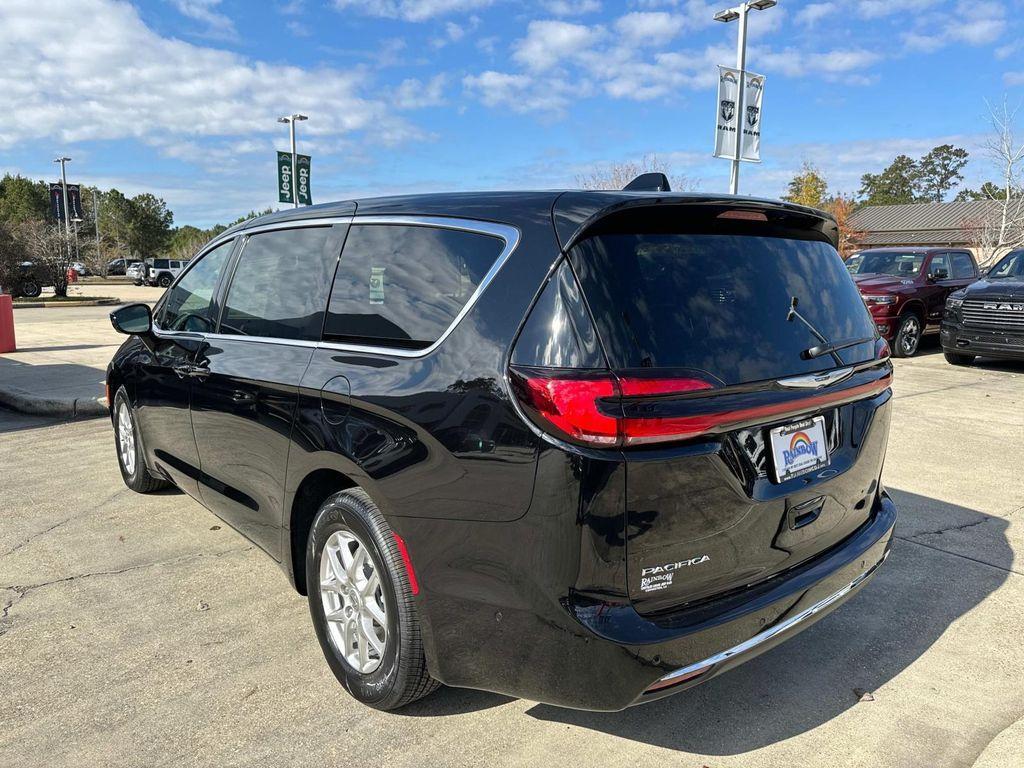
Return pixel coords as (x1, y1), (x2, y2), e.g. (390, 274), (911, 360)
(640, 555), (712, 593)
(770, 416), (830, 482)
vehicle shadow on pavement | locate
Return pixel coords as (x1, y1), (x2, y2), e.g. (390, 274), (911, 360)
(525, 488), (1012, 754)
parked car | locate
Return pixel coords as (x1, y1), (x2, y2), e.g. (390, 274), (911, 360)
(106, 258), (140, 276)
(9, 261), (43, 298)
(69, 261), (90, 277)
(941, 249), (1024, 365)
(126, 261), (146, 284)
(849, 247), (979, 356)
(143, 257), (188, 287)
(106, 186), (897, 712)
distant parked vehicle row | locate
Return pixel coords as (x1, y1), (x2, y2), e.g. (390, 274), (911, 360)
(131, 258), (189, 287)
(107, 257), (141, 276)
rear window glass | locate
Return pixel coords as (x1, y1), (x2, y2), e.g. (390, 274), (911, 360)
(324, 224), (504, 348)
(571, 233), (877, 385)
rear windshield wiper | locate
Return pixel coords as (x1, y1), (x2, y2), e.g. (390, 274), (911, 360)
(786, 296), (845, 365)
(802, 337), (874, 360)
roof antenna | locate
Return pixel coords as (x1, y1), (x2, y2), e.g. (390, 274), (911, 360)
(623, 173), (671, 192)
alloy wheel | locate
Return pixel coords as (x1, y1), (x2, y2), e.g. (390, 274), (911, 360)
(117, 402), (136, 476)
(900, 317), (921, 356)
(319, 529), (388, 673)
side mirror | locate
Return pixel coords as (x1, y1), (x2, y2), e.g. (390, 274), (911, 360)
(110, 303), (153, 335)
(929, 268), (949, 281)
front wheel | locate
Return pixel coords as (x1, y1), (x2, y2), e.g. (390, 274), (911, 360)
(112, 387), (169, 493)
(306, 489), (439, 710)
(893, 313), (922, 357)
(158, 274), (172, 287)
(944, 351), (974, 366)
(19, 280), (41, 299)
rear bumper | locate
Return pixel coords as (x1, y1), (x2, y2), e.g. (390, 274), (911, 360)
(565, 492), (897, 710)
(941, 322), (1024, 361)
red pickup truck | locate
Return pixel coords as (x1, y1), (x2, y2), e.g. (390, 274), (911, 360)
(849, 247), (979, 356)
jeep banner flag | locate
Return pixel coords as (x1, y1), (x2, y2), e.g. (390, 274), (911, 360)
(713, 66), (765, 163)
(49, 182), (85, 221)
(277, 152), (313, 205)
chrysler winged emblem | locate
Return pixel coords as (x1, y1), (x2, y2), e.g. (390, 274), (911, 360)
(721, 99), (735, 122)
(746, 105), (760, 127)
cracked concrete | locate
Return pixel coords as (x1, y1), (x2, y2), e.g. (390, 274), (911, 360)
(1, 346), (1022, 768)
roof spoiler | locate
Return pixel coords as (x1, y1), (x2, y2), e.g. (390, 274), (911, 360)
(623, 173), (671, 192)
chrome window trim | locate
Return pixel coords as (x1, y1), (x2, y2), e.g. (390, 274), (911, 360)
(152, 214), (522, 358)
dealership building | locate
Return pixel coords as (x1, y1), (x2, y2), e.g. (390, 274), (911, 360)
(848, 200), (1003, 261)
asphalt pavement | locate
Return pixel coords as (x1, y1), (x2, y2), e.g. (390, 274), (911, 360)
(0, 349), (1022, 767)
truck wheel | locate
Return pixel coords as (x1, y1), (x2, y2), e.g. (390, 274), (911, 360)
(158, 274), (172, 287)
(20, 280), (41, 299)
(943, 351), (974, 366)
(893, 313), (922, 357)
(306, 489), (439, 710)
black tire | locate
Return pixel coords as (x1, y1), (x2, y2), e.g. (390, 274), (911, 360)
(19, 280), (41, 299)
(158, 274), (172, 287)
(112, 387), (169, 493)
(944, 351), (974, 366)
(892, 313), (922, 358)
(306, 489), (439, 710)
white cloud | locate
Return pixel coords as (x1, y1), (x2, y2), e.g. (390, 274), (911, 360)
(330, 0), (495, 21)
(169, 0), (236, 39)
(541, 0), (601, 15)
(614, 12), (685, 47)
(287, 20), (310, 37)
(901, 1), (1005, 52)
(393, 74), (447, 109)
(796, 2), (835, 27)
(0, 0), (423, 152)
(462, 71), (584, 114)
(512, 20), (603, 71)
(856, 0), (940, 20)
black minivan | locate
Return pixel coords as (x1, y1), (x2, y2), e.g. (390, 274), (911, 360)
(107, 184), (897, 711)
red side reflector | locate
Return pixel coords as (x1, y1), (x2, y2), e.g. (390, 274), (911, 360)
(392, 532), (420, 596)
(717, 209), (768, 221)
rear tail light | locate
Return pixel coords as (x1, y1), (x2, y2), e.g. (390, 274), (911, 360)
(875, 338), (891, 360)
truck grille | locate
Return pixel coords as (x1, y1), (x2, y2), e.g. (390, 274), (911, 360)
(961, 299), (1024, 330)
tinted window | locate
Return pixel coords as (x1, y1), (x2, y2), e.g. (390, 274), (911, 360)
(989, 251), (1024, 277)
(852, 251), (924, 276)
(154, 259), (169, 269)
(929, 253), (950, 278)
(951, 252), (975, 279)
(571, 233), (877, 386)
(160, 240), (234, 332)
(324, 224), (504, 348)
(219, 227), (338, 341)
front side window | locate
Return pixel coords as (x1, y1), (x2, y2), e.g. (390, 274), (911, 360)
(324, 224), (504, 349)
(929, 253), (950, 278)
(852, 251), (924, 277)
(951, 253), (975, 279)
(219, 226), (338, 341)
(160, 239), (234, 332)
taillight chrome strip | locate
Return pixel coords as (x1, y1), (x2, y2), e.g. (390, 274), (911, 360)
(646, 549), (890, 694)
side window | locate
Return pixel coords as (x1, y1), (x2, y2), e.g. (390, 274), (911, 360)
(324, 224), (505, 349)
(929, 253), (950, 278)
(154, 259), (169, 270)
(219, 226), (338, 341)
(951, 252), (976, 279)
(160, 240), (234, 332)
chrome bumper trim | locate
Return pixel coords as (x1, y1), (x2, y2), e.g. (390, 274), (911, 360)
(651, 549), (890, 689)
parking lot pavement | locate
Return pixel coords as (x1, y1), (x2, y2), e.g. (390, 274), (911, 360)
(1, 350), (1022, 768)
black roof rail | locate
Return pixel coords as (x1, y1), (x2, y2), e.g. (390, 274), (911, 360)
(623, 172), (671, 192)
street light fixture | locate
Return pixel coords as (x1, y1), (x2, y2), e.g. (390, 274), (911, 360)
(53, 156), (73, 256)
(713, 1), (776, 194)
(278, 114), (308, 209)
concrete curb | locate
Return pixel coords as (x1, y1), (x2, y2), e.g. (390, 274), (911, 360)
(0, 386), (108, 420)
(13, 298), (121, 309)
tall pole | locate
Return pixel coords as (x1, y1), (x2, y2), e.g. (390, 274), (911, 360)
(289, 118), (298, 210)
(54, 157), (72, 254)
(729, 4), (748, 196)
(93, 189), (102, 268)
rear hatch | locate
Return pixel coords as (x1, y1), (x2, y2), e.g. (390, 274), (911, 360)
(511, 201), (893, 614)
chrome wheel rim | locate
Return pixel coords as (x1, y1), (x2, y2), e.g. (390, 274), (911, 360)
(900, 317), (921, 355)
(117, 402), (136, 476)
(319, 529), (388, 673)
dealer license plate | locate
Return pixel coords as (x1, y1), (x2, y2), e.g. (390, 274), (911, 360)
(769, 416), (830, 482)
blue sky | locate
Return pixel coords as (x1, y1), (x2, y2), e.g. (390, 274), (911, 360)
(0, 0), (1019, 227)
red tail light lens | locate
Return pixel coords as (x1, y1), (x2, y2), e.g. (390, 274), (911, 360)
(875, 338), (891, 360)
(515, 375), (619, 445)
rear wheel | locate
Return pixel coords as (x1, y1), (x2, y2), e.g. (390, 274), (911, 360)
(112, 387), (169, 493)
(19, 280), (41, 299)
(944, 351), (974, 366)
(893, 313), (922, 357)
(158, 274), (172, 287)
(306, 489), (439, 710)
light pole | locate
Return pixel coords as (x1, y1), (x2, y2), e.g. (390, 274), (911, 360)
(53, 156), (72, 251)
(92, 189), (102, 272)
(714, 0), (776, 195)
(277, 114), (308, 208)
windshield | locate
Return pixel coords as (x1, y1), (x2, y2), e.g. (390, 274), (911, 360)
(571, 233), (877, 386)
(850, 251), (924, 277)
(988, 251), (1024, 278)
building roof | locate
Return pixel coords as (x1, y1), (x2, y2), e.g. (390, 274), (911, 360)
(848, 200), (1002, 246)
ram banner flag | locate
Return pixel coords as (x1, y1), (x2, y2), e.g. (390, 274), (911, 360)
(713, 67), (765, 163)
